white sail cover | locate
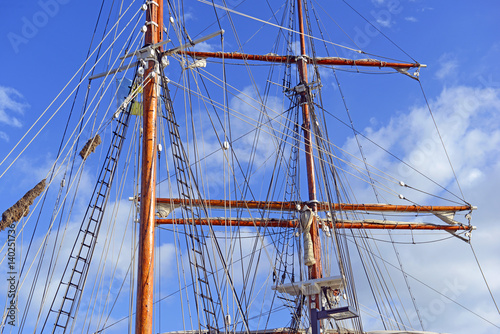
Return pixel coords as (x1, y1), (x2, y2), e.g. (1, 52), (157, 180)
(300, 205), (316, 267)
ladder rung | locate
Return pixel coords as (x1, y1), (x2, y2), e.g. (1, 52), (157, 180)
(200, 294), (212, 301)
(93, 205), (103, 212)
(58, 309), (71, 316)
(191, 261), (205, 270)
(170, 129), (180, 137)
(83, 229), (95, 236)
(203, 308), (215, 316)
(80, 231), (92, 238)
(77, 255), (87, 261)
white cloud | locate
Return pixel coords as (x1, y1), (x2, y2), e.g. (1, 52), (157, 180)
(342, 85), (500, 205)
(3, 192), (176, 332)
(0, 85), (29, 128)
(418, 7), (434, 12)
(0, 131), (8, 142)
(170, 85), (284, 196)
(376, 17), (392, 28)
(183, 11), (194, 21)
(193, 41), (216, 52)
(405, 16), (418, 22)
(435, 53), (459, 80)
(473, 43), (500, 88)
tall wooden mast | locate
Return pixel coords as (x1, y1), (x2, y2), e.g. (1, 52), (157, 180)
(296, 0), (324, 318)
(136, 1), (163, 333)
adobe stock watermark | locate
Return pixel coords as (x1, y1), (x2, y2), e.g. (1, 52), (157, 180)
(7, 0), (71, 54)
(478, 73), (500, 90)
(6, 223), (17, 326)
(352, 0), (403, 49)
(329, 0), (406, 62)
(408, 277), (467, 329)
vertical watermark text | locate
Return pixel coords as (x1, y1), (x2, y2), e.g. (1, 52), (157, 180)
(6, 223), (17, 326)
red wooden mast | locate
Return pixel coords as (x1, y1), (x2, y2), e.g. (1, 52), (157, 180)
(136, 1), (163, 333)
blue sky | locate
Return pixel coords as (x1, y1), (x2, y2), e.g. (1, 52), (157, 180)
(1, 0), (500, 333)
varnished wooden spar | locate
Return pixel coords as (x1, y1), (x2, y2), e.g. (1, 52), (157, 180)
(295, 0), (323, 285)
(155, 217), (473, 231)
(171, 51), (423, 69)
(136, 1), (163, 333)
(161, 329), (356, 334)
(155, 198), (474, 213)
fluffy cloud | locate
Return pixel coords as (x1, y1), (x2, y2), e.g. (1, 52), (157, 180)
(343, 85), (500, 204)
(0, 86), (29, 136)
(0, 131), (8, 142)
(435, 53), (459, 80)
(339, 85), (500, 332)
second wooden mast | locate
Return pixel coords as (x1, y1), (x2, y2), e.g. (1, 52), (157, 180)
(136, 1), (163, 333)
(295, 0), (324, 325)
(296, 0), (322, 280)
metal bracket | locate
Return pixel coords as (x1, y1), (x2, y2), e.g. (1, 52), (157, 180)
(162, 29), (224, 56)
(287, 80), (322, 97)
(121, 39), (171, 60)
(294, 84), (307, 93)
(296, 55), (309, 63)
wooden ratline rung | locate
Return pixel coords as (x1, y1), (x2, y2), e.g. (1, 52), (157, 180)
(155, 217), (474, 231)
(155, 198), (474, 213)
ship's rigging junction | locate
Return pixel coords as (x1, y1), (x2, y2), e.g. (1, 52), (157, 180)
(0, 1), (497, 334)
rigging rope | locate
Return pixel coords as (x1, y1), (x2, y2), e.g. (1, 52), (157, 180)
(340, 0), (418, 63)
(197, 0), (362, 53)
(469, 242), (500, 315)
(418, 81), (467, 201)
(350, 237), (500, 330)
(0, 2), (143, 179)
